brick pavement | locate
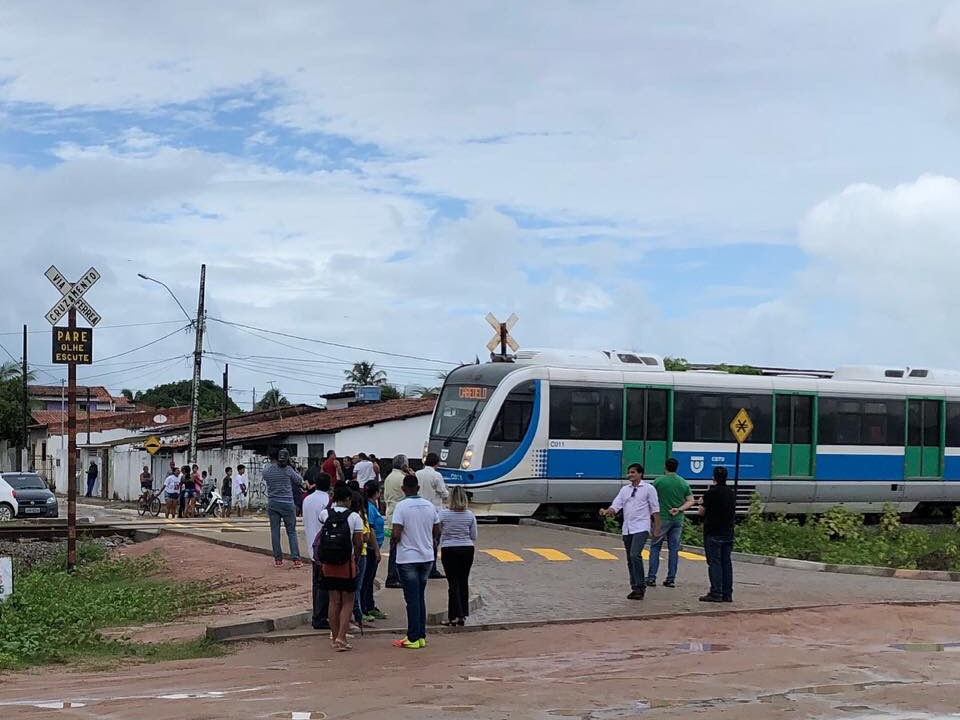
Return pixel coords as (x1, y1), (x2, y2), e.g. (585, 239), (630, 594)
(466, 524), (960, 624)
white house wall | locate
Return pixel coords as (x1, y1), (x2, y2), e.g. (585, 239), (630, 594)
(332, 416), (431, 461)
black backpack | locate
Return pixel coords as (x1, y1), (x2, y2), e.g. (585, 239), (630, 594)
(315, 509), (353, 565)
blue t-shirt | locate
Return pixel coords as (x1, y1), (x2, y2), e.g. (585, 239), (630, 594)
(368, 500), (385, 546)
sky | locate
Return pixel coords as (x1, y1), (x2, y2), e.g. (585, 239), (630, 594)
(2, 1), (960, 405)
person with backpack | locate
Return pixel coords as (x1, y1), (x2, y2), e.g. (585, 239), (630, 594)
(315, 484), (364, 651)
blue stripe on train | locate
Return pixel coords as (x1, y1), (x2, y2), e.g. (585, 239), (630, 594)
(815, 453), (904, 481)
(943, 456), (960, 481)
(671, 451), (770, 480)
(546, 449), (621, 479)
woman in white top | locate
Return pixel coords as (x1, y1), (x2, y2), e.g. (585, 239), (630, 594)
(438, 486), (478, 626)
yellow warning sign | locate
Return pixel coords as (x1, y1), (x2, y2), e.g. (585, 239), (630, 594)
(729, 408), (754, 444)
(144, 436), (162, 455)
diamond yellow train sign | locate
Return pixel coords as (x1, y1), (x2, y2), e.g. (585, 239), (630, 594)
(144, 436), (162, 455)
(729, 408), (754, 444)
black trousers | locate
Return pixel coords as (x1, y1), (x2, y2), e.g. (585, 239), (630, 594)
(312, 562), (329, 627)
(440, 546), (475, 620)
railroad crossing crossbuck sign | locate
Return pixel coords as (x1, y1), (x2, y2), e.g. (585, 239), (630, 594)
(730, 408), (754, 444)
(485, 312), (519, 353)
(45, 266), (102, 327)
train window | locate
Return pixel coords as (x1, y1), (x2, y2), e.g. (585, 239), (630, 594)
(724, 395), (772, 443)
(487, 382), (535, 443)
(908, 401), (921, 446)
(549, 386), (622, 440)
(775, 395), (813, 445)
(674, 392), (771, 443)
(647, 389), (669, 440)
(625, 389), (669, 441)
(617, 353), (643, 363)
(946, 402), (960, 447)
(819, 397), (904, 446)
(923, 400), (941, 447)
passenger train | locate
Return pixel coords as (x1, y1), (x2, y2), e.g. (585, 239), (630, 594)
(425, 349), (960, 517)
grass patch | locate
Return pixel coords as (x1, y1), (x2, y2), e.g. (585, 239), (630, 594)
(0, 545), (233, 671)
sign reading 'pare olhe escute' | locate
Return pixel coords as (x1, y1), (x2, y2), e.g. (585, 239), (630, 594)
(52, 326), (93, 365)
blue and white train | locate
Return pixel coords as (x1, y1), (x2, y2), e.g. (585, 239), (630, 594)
(425, 349), (960, 517)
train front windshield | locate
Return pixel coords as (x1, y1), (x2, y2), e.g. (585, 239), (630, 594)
(432, 385), (492, 441)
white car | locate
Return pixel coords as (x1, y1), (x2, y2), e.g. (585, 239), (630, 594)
(0, 475), (19, 521)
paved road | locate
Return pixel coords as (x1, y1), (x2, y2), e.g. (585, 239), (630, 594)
(3, 603), (960, 719)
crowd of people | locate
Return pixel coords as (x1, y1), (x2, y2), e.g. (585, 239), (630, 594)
(149, 448), (736, 651)
(256, 448), (477, 651)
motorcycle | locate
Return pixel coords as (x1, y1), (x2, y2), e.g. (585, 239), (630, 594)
(197, 482), (225, 518)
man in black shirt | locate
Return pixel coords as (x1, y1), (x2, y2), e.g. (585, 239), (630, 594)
(698, 466), (736, 603)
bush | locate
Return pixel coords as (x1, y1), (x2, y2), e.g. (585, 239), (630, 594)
(819, 506), (864, 541)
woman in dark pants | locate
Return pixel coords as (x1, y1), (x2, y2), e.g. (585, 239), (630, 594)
(438, 486), (478, 626)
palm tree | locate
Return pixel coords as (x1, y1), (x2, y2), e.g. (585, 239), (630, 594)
(0, 361), (36, 382)
(256, 387), (290, 410)
(342, 361), (388, 390)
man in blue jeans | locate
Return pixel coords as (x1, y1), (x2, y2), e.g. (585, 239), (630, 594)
(647, 458), (695, 588)
(600, 463), (660, 599)
(390, 474), (440, 650)
(699, 466), (737, 603)
(262, 448), (304, 568)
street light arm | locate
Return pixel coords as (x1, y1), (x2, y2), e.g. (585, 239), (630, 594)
(137, 273), (193, 323)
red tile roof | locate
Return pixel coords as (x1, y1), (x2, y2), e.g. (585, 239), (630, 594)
(29, 385), (114, 403)
(31, 407), (191, 433)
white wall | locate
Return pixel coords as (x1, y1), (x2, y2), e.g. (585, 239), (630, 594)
(332, 415), (431, 461)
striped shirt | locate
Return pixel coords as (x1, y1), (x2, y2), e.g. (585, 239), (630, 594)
(262, 463), (302, 505)
(439, 509), (478, 548)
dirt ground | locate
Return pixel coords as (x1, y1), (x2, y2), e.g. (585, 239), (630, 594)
(3, 603), (960, 719)
(106, 534), (311, 643)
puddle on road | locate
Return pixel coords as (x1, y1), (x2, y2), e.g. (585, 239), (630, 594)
(270, 713), (327, 720)
(33, 702), (87, 710)
(891, 642), (960, 652)
(671, 642), (730, 653)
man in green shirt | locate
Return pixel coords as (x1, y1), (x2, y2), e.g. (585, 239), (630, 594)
(646, 458), (695, 588)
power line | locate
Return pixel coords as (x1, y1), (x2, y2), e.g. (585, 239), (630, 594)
(95, 324), (192, 363)
(76, 355), (192, 382)
(207, 317), (457, 366)
(0, 319), (186, 337)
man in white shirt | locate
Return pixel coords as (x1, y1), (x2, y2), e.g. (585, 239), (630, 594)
(163, 467), (180, 519)
(416, 452), (449, 579)
(600, 463), (661, 600)
(303, 472), (333, 630)
(353, 453), (376, 485)
(232, 464), (249, 518)
(390, 474), (440, 650)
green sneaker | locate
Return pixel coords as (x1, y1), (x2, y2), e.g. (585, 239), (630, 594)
(362, 614), (377, 623)
(370, 608), (388, 620)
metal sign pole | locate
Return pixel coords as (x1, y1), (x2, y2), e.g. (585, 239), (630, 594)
(66, 307), (77, 573)
(734, 441), (741, 495)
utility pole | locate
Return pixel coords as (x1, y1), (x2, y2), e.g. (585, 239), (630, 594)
(67, 308), (77, 572)
(189, 264), (206, 464)
(221, 364), (228, 452)
(86, 387), (91, 445)
(20, 325), (27, 472)
(252, 387), (256, 412)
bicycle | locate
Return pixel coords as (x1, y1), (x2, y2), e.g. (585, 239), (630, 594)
(137, 487), (162, 517)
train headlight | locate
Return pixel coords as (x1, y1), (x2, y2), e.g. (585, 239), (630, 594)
(461, 447), (474, 470)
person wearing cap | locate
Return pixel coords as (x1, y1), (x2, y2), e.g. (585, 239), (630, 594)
(262, 447), (304, 568)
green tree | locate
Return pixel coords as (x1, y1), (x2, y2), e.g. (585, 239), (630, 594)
(664, 357), (690, 371)
(342, 361), (388, 390)
(0, 361), (36, 382)
(120, 389), (134, 401)
(0, 378), (24, 443)
(380, 384), (402, 400)
(137, 379), (242, 419)
(256, 387), (290, 410)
